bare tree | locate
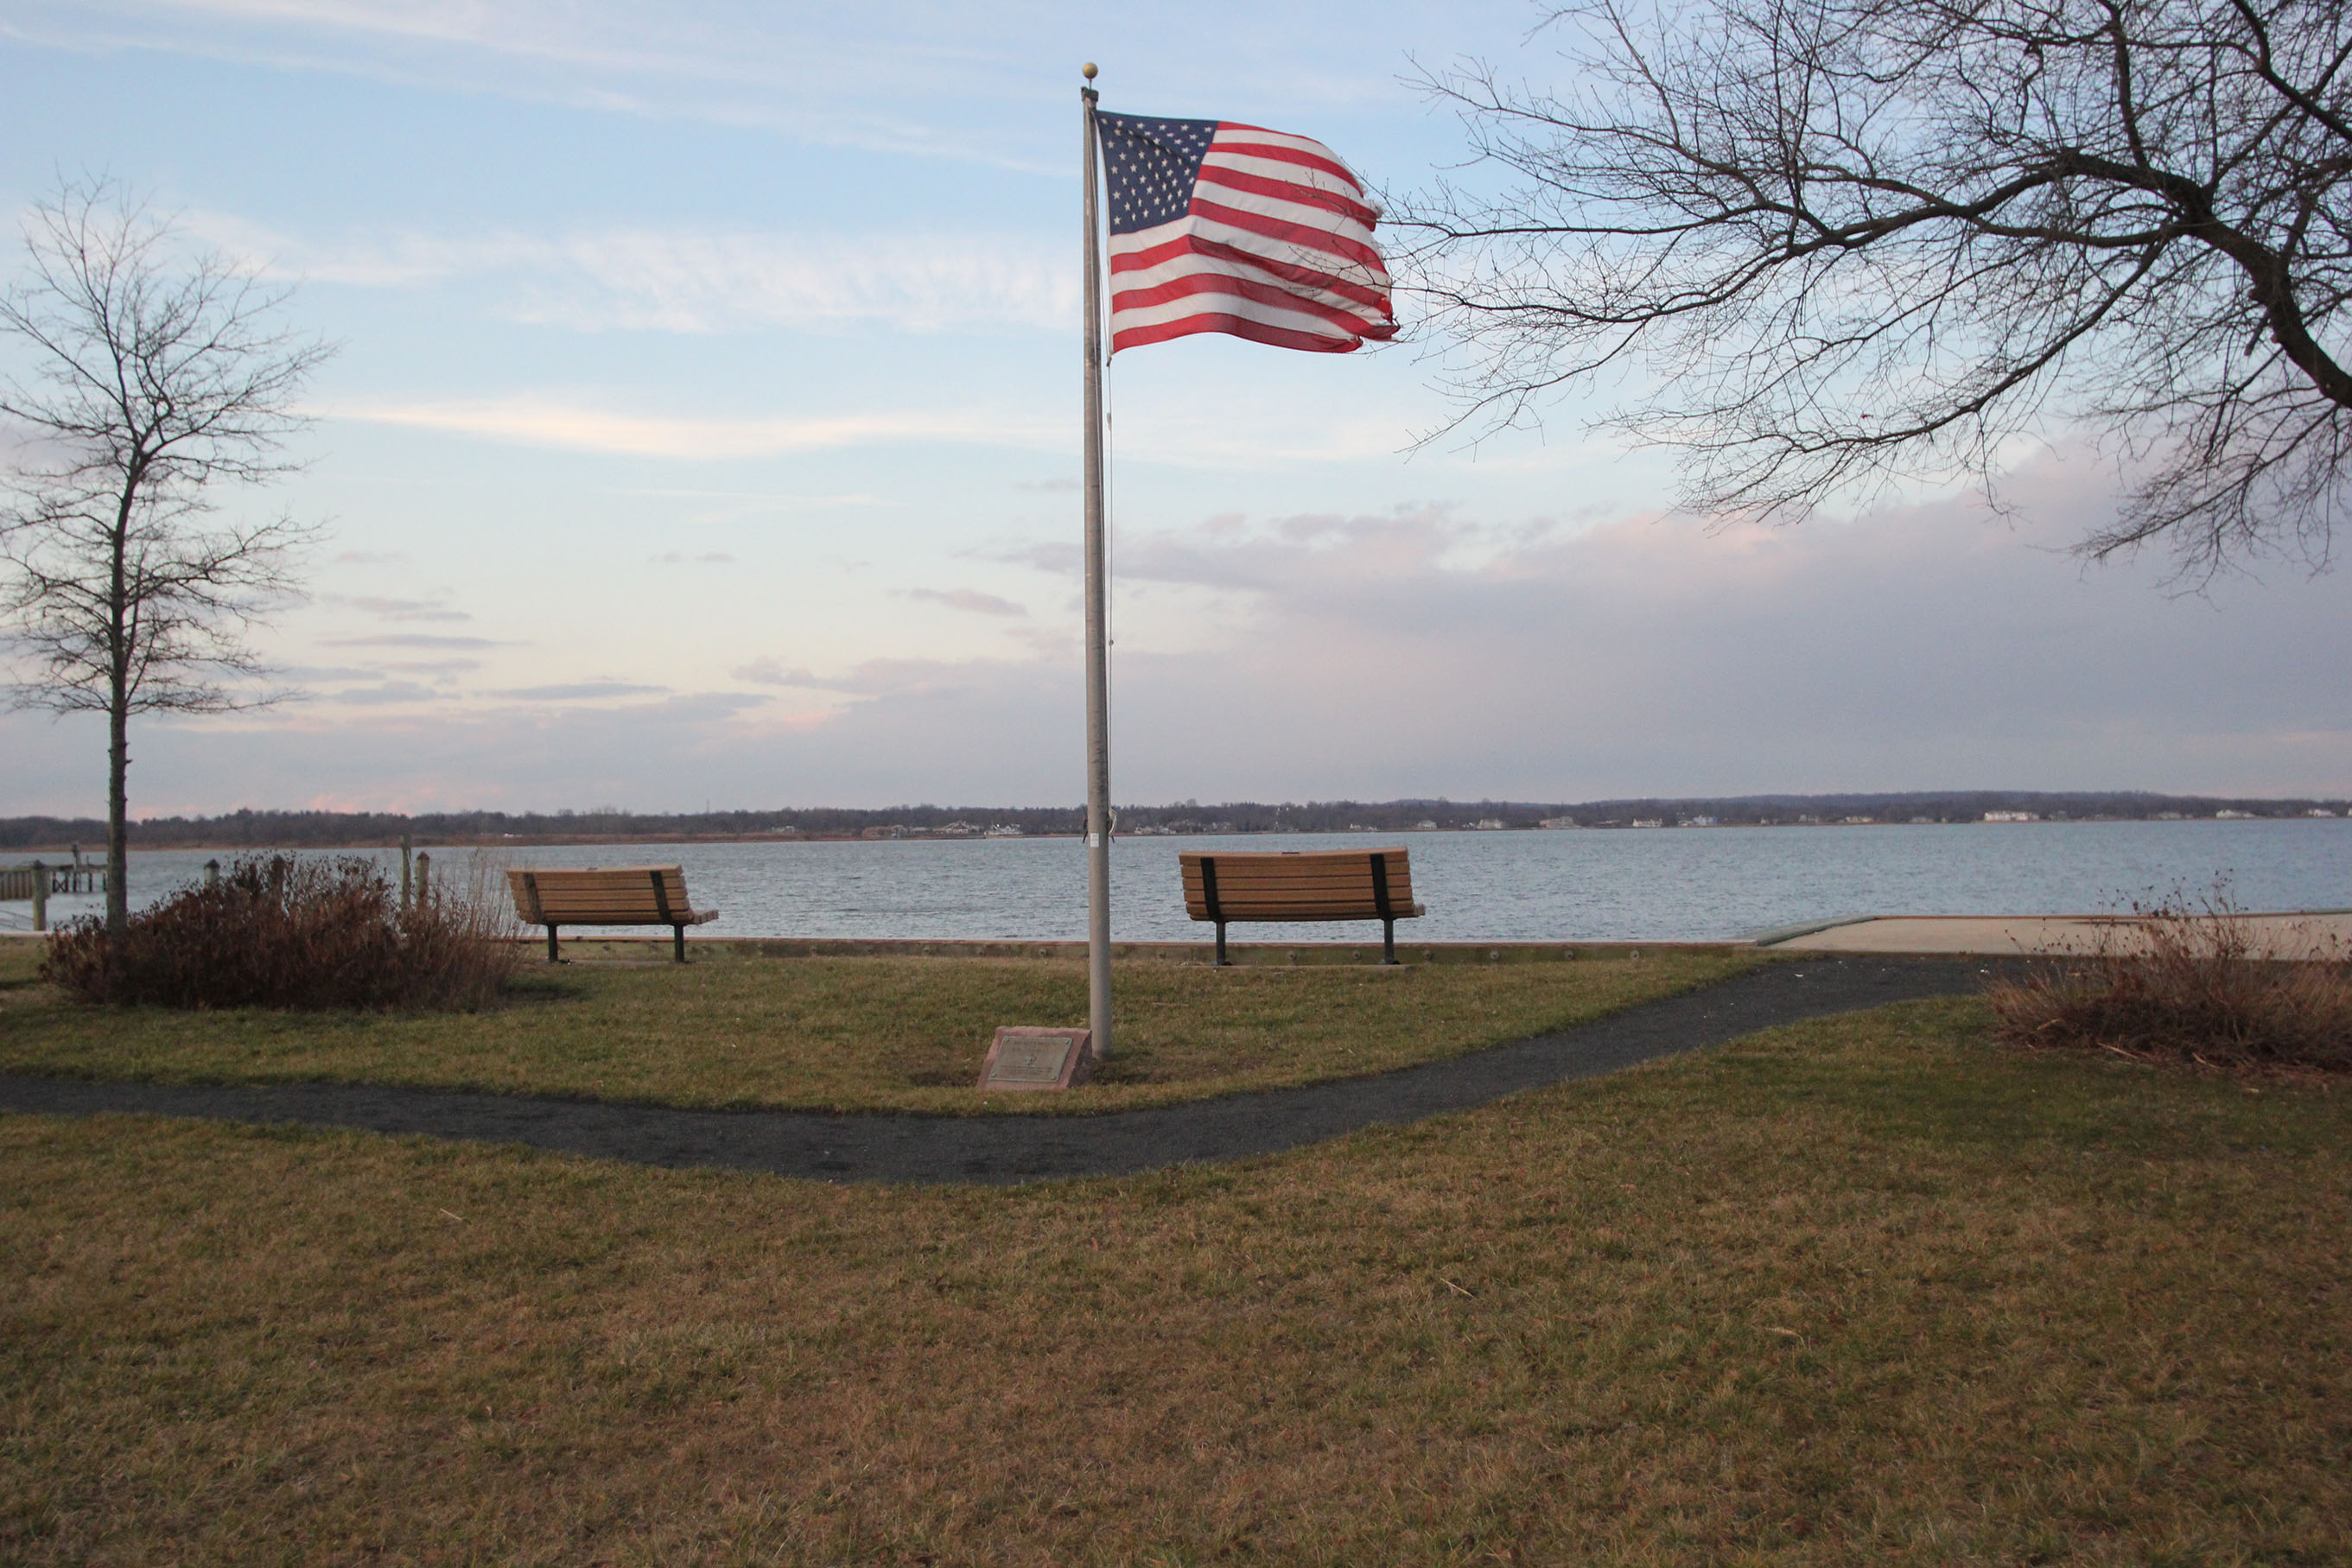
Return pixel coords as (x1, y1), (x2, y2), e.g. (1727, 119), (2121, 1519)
(1399, 0), (2352, 573)
(0, 179), (330, 938)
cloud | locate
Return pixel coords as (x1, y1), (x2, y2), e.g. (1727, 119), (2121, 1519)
(989, 540), (1081, 575)
(726, 653), (1035, 700)
(906, 587), (1027, 618)
(731, 657), (821, 687)
(10, 451), (2349, 814)
(490, 681), (671, 701)
(649, 550), (738, 565)
(4, 1), (1069, 172)
(372, 659), (481, 678)
(323, 594), (472, 622)
(625, 490), (889, 526)
(320, 632), (509, 649)
(283, 658), (477, 682)
(321, 396), (1063, 460)
(1060, 463), (2352, 799)
(323, 681), (446, 706)
(196, 213), (1075, 333)
(626, 488), (886, 506)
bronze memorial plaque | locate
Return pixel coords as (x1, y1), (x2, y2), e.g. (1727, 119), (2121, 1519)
(979, 1026), (1095, 1091)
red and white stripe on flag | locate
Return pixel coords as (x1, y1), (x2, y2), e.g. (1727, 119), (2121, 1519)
(1107, 122), (1397, 355)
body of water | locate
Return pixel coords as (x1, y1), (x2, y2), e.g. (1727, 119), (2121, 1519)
(10, 819), (2347, 942)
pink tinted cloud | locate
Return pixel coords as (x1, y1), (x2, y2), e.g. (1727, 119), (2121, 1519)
(5, 455), (2347, 811)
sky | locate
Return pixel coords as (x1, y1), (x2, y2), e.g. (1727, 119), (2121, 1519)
(0, 0), (2348, 817)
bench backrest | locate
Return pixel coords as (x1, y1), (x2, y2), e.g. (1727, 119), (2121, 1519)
(1179, 848), (1414, 923)
(508, 867), (695, 924)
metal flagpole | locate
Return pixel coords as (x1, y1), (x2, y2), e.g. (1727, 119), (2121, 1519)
(1079, 62), (1113, 1058)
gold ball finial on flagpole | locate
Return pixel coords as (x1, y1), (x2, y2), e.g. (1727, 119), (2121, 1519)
(1082, 62), (1097, 79)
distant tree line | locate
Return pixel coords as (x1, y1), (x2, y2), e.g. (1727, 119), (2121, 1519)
(3, 790), (2345, 852)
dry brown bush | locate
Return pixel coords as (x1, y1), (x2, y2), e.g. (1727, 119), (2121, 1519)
(41, 851), (521, 1010)
(1989, 889), (2352, 1071)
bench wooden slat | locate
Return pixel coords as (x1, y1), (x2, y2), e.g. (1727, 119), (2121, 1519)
(1177, 847), (1425, 964)
(1176, 860), (1411, 869)
(1178, 860), (1414, 879)
(1176, 849), (1424, 925)
(1181, 881), (1406, 902)
(528, 903), (718, 921)
(1186, 899), (1400, 913)
(526, 885), (692, 903)
(1182, 885), (1406, 903)
(1179, 852), (1413, 872)
(1191, 905), (1405, 920)
(506, 867), (716, 930)
(1179, 861), (1406, 880)
(514, 871), (691, 889)
(1176, 879), (1411, 902)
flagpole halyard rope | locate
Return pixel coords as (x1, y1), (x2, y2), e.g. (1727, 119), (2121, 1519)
(1103, 321), (1116, 838)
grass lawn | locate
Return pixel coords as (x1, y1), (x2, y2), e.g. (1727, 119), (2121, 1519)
(0, 940), (1750, 1114)
(3, 997), (2347, 1564)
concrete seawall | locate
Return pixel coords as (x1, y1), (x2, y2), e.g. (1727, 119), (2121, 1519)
(568, 936), (1745, 965)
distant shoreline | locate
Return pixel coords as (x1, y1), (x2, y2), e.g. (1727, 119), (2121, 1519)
(5, 812), (2343, 858)
(9, 790), (2348, 858)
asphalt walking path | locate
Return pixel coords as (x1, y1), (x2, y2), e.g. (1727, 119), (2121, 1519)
(0, 955), (1995, 1185)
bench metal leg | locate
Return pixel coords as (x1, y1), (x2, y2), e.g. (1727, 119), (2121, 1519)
(673, 924), (687, 963)
(547, 924), (561, 963)
(1215, 921), (1229, 966)
(1382, 918), (1397, 965)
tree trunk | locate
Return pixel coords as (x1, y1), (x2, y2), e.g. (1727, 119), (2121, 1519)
(106, 473), (134, 943)
(106, 694), (128, 939)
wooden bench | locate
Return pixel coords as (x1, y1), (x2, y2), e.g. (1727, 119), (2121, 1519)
(506, 867), (718, 962)
(1179, 847), (1427, 965)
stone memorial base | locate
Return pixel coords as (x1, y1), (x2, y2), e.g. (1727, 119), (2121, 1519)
(978, 1026), (1095, 1091)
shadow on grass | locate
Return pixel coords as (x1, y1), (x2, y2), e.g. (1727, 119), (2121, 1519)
(499, 973), (592, 1006)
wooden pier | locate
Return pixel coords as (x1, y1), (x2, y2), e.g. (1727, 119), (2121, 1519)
(1, 860), (108, 932)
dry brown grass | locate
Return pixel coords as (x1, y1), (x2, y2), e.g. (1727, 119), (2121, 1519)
(0, 943), (1747, 1114)
(1989, 889), (2352, 1071)
(3, 998), (2348, 1565)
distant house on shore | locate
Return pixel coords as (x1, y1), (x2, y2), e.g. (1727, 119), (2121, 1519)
(1983, 810), (2040, 823)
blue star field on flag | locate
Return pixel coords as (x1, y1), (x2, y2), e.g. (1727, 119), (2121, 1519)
(1099, 115), (1217, 232)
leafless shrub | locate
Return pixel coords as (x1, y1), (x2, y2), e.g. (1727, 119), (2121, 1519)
(41, 852), (521, 1010)
(1989, 886), (2352, 1070)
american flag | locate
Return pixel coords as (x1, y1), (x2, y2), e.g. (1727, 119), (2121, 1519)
(1097, 111), (1397, 355)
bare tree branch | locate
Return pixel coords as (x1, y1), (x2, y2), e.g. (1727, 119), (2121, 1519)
(0, 176), (332, 939)
(1394, 0), (2352, 576)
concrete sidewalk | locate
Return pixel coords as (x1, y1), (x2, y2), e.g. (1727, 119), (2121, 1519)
(1765, 911), (2352, 958)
